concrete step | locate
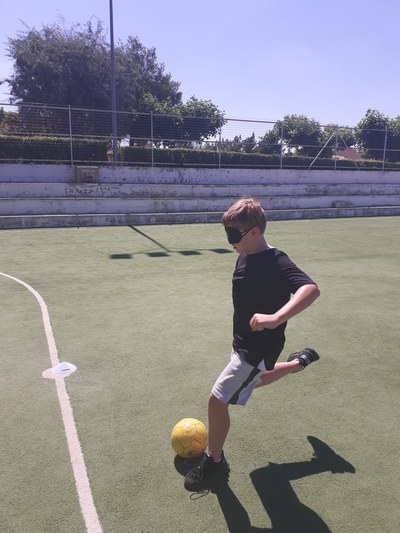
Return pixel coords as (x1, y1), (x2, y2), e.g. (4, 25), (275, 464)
(1, 194), (400, 216)
(1, 206), (400, 229)
(98, 167), (400, 186)
(2, 164), (400, 186)
(1, 182), (400, 199)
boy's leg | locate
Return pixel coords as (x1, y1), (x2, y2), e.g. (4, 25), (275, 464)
(184, 395), (231, 492)
(256, 347), (320, 388)
(207, 393), (230, 461)
(255, 360), (300, 387)
(184, 352), (256, 491)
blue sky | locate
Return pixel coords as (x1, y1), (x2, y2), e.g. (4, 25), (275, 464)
(1, 0), (400, 128)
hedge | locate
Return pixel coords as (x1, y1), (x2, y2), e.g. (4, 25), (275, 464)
(2, 136), (400, 170)
(0, 135), (108, 163)
(120, 146), (400, 170)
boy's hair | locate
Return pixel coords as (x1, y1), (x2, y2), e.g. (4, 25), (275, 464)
(222, 197), (267, 232)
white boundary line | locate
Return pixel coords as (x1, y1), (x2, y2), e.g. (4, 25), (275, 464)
(0, 272), (103, 533)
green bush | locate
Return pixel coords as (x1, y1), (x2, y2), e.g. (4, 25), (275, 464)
(120, 146), (400, 169)
(0, 135), (108, 163)
(121, 147), (280, 167)
(2, 136), (400, 170)
(121, 146), (220, 166)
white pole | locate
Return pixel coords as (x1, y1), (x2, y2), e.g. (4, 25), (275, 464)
(109, 0), (118, 162)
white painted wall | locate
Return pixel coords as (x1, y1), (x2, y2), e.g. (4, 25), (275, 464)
(1, 164), (399, 228)
(1, 163), (400, 185)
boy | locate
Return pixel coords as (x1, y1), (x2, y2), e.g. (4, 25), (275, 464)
(184, 197), (320, 492)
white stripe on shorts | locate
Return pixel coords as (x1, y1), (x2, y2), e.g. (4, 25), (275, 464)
(211, 350), (266, 406)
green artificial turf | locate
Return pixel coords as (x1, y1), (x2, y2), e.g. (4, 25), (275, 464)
(0, 218), (399, 532)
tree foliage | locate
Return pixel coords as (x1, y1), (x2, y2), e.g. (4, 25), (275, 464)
(256, 112), (400, 162)
(5, 19), (181, 111)
(128, 93), (224, 147)
(257, 128), (281, 155)
(5, 20), (400, 164)
(6, 20), (109, 108)
(113, 36), (182, 113)
(354, 109), (400, 161)
(219, 133), (257, 153)
(3, 18), (223, 142)
(321, 124), (357, 151)
(0, 108), (23, 134)
(257, 115), (323, 157)
(355, 109), (388, 160)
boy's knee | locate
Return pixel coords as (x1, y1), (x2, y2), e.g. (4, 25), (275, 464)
(208, 393), (229, 410)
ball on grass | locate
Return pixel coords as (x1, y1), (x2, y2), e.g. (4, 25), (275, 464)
(171, 418), (208, 459)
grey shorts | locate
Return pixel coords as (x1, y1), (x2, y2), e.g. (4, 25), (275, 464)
(211, 350), (266, 406)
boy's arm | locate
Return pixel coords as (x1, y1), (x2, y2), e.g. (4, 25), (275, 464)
(250, 283), (320, 331)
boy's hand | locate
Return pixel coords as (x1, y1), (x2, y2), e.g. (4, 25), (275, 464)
(249, 313), (280, 331)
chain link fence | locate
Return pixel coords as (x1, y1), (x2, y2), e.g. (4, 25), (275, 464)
(1, 102), (400, 170)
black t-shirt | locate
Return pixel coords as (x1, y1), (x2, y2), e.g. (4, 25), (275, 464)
(232, 247), (316, 369)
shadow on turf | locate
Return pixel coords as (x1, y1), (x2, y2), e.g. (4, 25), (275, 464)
(109, 248), (232, 259)
(175, 436), (355, 533)
(125, 225), (233, 257)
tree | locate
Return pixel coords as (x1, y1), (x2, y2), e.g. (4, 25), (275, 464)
(2, 18), (223, 143)
(321, 124), (357, 150)
(386, 116), (400, 162)
(180, 97), (224, 145)
(355, 109), (400, 162)
(0, 108), (23, 134)
(4, 20), (118, 136)
(4, 19), (181, 111)
(280, 114), (323, 157)
(257, 128), (281, 155)
(219, 133), (256, 153)
(0, 108), (5, 133)
(5, 21), (108, 105)
(242, 133), (257, 153)
(258, 115), (323, 157)
(114, 36), (182, 114)
(130, 93), (224, 147)
(355, 109), (389, 160)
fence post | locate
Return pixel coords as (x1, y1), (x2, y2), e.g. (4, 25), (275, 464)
(218, 114), (223, 169)
(334, 126), (338, 171)
(150, 111), (154, 167)
(280, 124), (284, 169)
(382, 125), (388, 171)
(68, 105), (73, 165)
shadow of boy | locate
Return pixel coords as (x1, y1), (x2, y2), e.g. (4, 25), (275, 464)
(211, 436), (355, 533)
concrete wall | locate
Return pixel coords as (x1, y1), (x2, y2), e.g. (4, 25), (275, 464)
(0, 164), (399, 229)
(2, 163), (400, 184)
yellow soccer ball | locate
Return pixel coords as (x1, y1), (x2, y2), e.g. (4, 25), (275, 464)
(171, 418), (208, 459)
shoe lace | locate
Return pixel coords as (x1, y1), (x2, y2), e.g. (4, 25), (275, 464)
(191, 457), (207, 482)
(186, 456), (210, 498)
(190, 489), (209, 499)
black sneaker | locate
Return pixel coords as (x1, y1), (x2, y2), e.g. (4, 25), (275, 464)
(287, 347), (320, 371)
(184, 452), (230, 492)
(174, 453), (207, 477)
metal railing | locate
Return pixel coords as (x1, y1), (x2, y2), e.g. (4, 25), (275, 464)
(1, 102), (400, 170)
